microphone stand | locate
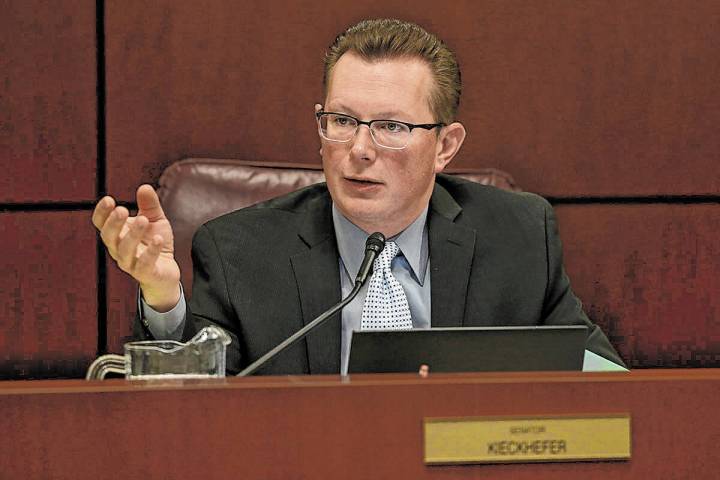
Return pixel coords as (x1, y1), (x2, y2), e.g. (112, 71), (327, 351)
(237, 232), (385, 377)
(236, 281), (365, 377)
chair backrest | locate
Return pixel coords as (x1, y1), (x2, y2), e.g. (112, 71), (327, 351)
(157, 158), (520, 296)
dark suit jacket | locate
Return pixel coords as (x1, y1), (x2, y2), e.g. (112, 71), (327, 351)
(136, 174), (624, 374)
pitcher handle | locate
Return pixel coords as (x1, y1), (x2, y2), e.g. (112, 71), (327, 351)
(85, 354), (126, 380)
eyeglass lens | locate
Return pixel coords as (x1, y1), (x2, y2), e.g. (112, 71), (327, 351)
(319, 113), (410, 149)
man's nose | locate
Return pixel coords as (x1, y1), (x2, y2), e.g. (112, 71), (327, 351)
(350, 125), (376, 160)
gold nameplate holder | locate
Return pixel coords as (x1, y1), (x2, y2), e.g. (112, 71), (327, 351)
(424, 414), (631, 464)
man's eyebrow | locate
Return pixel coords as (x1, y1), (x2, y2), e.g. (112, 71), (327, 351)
(323, 103), (355, 115)
(325, 104), (408, 121)
(374, 111), (407, 120)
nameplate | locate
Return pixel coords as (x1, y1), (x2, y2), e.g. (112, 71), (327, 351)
(424, 414), (631, 464)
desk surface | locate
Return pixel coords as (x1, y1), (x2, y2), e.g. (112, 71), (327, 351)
(2, 367), (717, 394)
(2, 369), (719, 479)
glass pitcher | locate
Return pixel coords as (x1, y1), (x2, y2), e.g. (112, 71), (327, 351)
(86, 326), (231, 380)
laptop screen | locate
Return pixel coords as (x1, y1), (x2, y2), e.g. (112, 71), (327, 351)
(348, 325), (588, 374)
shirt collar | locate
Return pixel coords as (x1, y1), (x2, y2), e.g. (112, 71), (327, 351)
(332, 204), (429, 285)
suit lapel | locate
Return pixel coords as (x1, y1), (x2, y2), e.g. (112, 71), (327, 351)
(287, 181), (480, 371)
(290, 194), (342, 374)
(429, 183), (477, 328)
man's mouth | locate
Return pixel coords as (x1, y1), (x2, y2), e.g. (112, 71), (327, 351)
(345, 177), (382, 185)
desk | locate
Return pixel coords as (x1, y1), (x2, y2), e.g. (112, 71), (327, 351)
(1, 370), (718, 478)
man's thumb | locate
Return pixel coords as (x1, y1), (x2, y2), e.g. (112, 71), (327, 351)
(136, 184), (165, 221)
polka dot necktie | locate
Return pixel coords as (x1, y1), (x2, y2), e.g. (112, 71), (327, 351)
(360, 241), (413, 330)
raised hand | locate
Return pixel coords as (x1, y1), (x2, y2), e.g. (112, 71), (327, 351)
(92, 184), (181, 312)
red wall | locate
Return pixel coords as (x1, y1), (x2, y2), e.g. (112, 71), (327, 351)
(1, 0), (97, 378)
(2, 0), (719, 377)
(105, 0), (720, 201)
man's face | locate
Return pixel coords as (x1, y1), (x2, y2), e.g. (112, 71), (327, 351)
(319, 52), (449, 237)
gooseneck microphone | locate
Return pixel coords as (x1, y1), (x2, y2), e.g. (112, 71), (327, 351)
(237, 232), (386, 377)
(354, 232), (386, 286)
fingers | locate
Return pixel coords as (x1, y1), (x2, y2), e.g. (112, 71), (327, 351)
(136, 184), (166, 222)
(134, 234), (163, 280)
(99, 206), (129, 258)
(91, 196), (116, 230)
(94, 187), (172, 283)
(115, 215), (148, 272)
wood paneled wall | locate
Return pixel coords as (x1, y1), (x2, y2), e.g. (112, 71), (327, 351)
(105, 0), (720, 200)
(2, 0), (719, 377)
(1, 0), (97, 378)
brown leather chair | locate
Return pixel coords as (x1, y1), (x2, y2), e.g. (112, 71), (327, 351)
(157, 158), (520, 297)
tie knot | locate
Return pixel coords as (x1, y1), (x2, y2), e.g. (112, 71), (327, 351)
(374, 241), (399, 272)
(380, 241), (399, 260)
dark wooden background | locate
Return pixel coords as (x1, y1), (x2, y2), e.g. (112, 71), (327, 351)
(2, 0), (718, 378)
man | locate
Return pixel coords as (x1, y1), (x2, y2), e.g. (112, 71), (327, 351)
(92, 19), (624, 374)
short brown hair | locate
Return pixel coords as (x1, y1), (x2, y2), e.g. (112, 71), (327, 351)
(323, 19), (461, 125)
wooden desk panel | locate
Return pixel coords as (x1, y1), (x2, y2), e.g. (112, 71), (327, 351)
(1, 370), (718, 478)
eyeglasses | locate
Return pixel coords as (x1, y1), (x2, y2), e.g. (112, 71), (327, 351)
(316, 111), (444, 150)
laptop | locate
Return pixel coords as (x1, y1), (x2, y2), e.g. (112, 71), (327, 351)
(348, 325), (588, 374)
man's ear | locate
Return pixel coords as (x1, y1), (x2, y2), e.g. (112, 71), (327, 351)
(434, 122), (467, 173)
(315, 104), (324, 156)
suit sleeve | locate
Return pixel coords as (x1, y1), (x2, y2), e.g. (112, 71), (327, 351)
(133, 224), (244, 373)
(181, 224), (244, 373)
(540, 198), (626, 367)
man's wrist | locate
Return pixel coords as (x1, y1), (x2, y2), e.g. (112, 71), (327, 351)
(140, 283), (182, 313)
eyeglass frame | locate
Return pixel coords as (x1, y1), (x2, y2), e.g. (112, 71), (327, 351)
(315, 110), (445, 150)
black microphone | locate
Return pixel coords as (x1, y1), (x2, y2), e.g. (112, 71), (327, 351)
(237, 232), (386, 377)
(354, 231), (386, 285)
